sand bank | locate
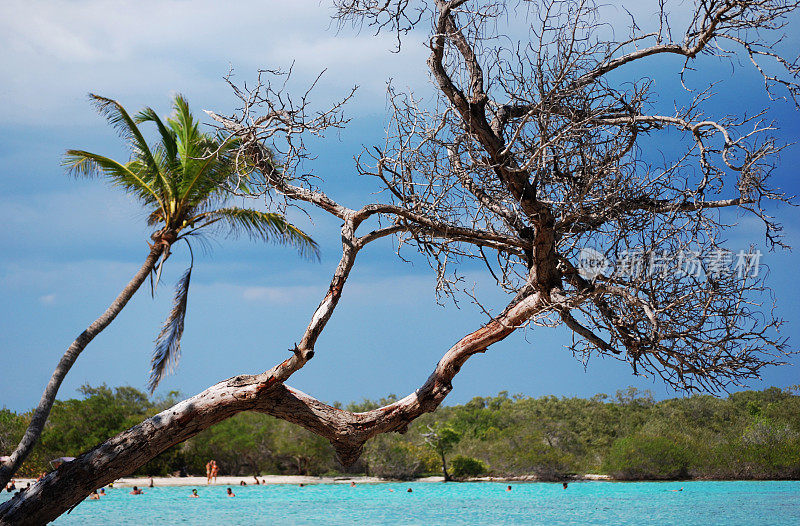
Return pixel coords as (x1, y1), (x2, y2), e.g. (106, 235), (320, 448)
(107, 475), (422, 488)
(101, 473), (610, 487)
(5, 473), (609, 490)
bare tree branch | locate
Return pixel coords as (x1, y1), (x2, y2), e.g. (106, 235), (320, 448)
(4, 1), (799, 520)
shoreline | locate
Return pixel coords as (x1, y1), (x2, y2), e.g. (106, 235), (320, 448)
(98, 474), (615, 488)
(5, 474), (611, 489)
(8, 474), (799, 489)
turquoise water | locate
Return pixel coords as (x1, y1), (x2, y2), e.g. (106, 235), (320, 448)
(3, 481), (800, 525)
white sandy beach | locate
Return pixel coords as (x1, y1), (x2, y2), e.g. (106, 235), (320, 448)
(6, 473), (609, 490)
(3, 475), (394, 490)
(108, 475), (449, 487)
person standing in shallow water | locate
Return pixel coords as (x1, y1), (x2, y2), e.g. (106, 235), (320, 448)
(227, 488), (235, 497)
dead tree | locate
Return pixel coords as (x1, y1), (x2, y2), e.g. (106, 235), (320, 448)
(2, 1), (798, 523)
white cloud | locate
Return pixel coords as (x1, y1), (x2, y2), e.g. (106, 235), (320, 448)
(0, 0), (427, 127)
(39, 293), (56, 305)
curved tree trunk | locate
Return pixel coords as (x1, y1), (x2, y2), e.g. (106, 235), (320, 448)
(0, 246), (163, 489)
(0, 294), (543, 524)
(0, 293), (542, 525)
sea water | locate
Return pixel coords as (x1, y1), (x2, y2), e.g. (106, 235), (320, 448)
(3, 480), (800, 525)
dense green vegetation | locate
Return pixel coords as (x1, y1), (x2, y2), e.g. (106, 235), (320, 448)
(2, 385), (798, 481)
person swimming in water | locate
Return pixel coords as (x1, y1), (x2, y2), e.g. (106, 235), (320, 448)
(190, 489), (199, 498)
(227, 487), (236, 497)
(88, 490), (100, 500)
(130, 486), (144, 495)
(99, 488), (106, 496)
(506, 485), (512, 491)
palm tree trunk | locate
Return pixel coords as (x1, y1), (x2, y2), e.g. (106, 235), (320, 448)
(0, 246), (163, 488)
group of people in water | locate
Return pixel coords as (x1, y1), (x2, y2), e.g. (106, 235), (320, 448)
(73, 459), (604, 502)
(86, 485), (237, 499)
(82, 479), (426, 500)
(189, 487), (236, 498)
(188, 488), (237, 498)
(21, 475), (680, 504)
(87, 488), (107, 499)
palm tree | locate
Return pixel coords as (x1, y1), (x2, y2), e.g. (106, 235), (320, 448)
(0, 94), (318, 487)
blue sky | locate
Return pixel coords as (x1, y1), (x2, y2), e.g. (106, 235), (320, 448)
(1, 0), (798, 413)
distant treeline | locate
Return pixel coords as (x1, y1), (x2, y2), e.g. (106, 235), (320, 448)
(2, 385), (799, 481)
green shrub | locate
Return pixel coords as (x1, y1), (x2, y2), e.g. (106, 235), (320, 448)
(479, 431), (575, 480)
(10, 386), (800, 481)
(701, 439), (800, 479)
(603, 435), (690, 480)
(364, 435), (430, 479)
(450, 455), (488, 478)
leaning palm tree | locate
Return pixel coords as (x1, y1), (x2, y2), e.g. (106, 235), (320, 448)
(0, 94), (318, 487)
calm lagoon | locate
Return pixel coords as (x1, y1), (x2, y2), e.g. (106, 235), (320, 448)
(4, 480), (799, 525)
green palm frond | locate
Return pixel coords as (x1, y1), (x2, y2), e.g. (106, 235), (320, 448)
(88, 93), (175, 200)
(63, 150), (162, 207)
(170, 94), (195, 136)
(193, 208), (320, 260)
(175, 137), (240, 208)
(150, 144), (182, 193)
(135, 107), (178, 162)
(148, 265), (192, 393)
(168, 94), (203, 168)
